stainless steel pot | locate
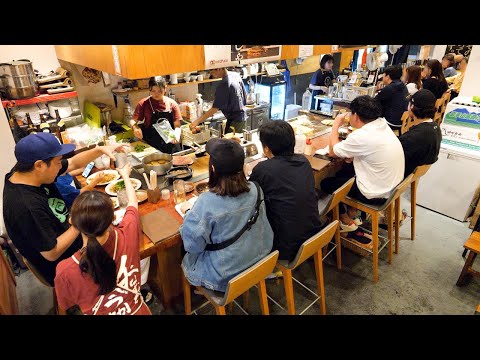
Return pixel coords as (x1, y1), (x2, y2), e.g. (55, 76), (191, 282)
(143, 153), (172, 175)
(0, 60), (37, 99)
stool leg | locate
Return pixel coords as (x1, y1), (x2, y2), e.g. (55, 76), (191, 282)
(215, 305), (226, 315)
(258, 279), (270, 315)
(387, 203), (393, 264)
(456, 251), (475, 286)
(314, 251), (326, 315)
(411, 181), (417, 240)
(395, 198), (401, 254)
(283, 269), (295, 315)
(227, 302), (234, 313)
(243, 290), (250, 312)
(333, 205), (342, 270)
(372, 211), (379, 283)
(182, 274), (192, 315)
(462, 248), (468, 258)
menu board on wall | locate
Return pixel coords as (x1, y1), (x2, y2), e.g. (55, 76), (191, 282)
(233, 45), (282, 65)
(299, 45), (314, 58)
(204, 45), (239, 70)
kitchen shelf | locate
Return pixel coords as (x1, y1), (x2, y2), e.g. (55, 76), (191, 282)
(1, 91), (78, 108)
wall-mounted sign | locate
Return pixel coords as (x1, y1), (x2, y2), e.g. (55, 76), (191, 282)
(204, 45), (239, 70)
(299, 45), (314, 57)
(233, 45), (282, 65)
(331, 45), (339, 51)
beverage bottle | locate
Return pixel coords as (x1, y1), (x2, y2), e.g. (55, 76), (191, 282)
(12, 117), (27, 142)
(25, 113), (37, 135)
(294, 129), (306, 154)
(54, 109), (65, 143)
(39, 114), (50, 133)
(302, 88), (312, 111)
(196, 94), (203, 117)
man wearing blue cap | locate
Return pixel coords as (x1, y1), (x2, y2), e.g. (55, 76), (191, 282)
(3, 132), (126, 286)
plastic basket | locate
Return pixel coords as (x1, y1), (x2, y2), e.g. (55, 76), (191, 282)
(340, 235), (373, 257)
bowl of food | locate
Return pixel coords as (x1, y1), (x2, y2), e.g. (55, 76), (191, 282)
(143, 152), (172, 175)
(195, 182), (209, 194)
(105, 178), (142, 196)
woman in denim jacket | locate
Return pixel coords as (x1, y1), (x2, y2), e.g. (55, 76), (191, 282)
(180, 138), (273, 292)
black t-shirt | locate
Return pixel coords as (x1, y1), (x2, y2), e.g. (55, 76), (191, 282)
(422, 78), (448, 99)
(398, 121), (442, 178)
(249, 155), (322, 261)
(309, 69), (335, 110)
(375, 80), (409, 128)
(3, 159), (83, 285)
(213, 71), (247, 122)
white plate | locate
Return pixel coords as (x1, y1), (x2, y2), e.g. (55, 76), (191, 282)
(175, 196), (198, 218)
(105, 178), (142, 196)
(136, 190), (148, 203)
(86, 169), (120, 186)
(111, 197), (119, 209)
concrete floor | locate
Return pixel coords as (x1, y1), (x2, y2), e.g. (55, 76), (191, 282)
(15, 191), (480, 315)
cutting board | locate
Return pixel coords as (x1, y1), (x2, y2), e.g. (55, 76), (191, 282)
(141, 208), (181, 244)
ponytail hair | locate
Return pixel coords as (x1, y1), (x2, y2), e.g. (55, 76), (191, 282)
(71, 191), (116, 295)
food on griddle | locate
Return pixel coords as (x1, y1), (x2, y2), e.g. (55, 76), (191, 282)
(146, 159), (170, 166)
(134, 144), (147, 152)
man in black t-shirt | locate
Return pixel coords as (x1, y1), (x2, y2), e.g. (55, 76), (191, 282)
(398, 89), (442, 178)
(189, 67), (247, 134)
(375, 65), (409, 131)
(3, 132), (125, 285)
(249, 121), (322, 261)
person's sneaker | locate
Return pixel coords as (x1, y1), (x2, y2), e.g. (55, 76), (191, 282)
(353, 217), (363, 226)
(141, 289), (154, 305)
(340, 221), (358, 233)
(265, 271), (283, 280)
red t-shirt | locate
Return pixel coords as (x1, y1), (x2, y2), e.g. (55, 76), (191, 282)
(133, 96), (182, 128)
(54, 207), (151, 315)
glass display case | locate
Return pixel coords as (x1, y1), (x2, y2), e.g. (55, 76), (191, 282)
(256, 75), (286, 121)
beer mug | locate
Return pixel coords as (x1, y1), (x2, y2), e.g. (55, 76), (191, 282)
(173, 180), (186, 204)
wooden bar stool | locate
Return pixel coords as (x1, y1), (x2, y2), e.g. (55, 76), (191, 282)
(275, 221), (338, 315)
(456, 232), (480, 286)
(183, 250), (279, 315)
(408, 164), (431, 241)
(22, 257), (65, 315)
(317, 177), (355, 270)
(342, 174), (414, 282)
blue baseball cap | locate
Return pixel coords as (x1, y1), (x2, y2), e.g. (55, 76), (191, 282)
(14, 132), (76, 163)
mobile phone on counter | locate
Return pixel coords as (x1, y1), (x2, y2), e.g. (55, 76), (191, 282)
(82, 162), (95, 178)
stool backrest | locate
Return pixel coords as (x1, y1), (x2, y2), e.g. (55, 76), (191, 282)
(412, 164), (431, 181)
(389, 174), (414, 203)
(322, 178), (355, 216)
(23, 257), (52, 288)
(222, 250), (279, 305)
(287, 221), (338, 270)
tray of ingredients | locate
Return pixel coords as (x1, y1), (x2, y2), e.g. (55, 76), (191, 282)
(288, 115), (331, 138)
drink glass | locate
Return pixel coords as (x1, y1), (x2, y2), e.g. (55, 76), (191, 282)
(173, 180), (186, 204)
(114, 152), (128, 169)
(117, 188), (128, 208)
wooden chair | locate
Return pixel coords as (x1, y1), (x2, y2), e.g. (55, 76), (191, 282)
(0, 242), (19, 314)
(408, 164), (431, 241)
(342, 174), (414, 282)
(456, 232), (480, 287)
(22, 257), (65, 315)
(183, 250), (279, 315)
(317, 177), (355, 270)
(275, 221), (338, 315)
(400, 111), (419, 135)
(435, 91), (451, 126)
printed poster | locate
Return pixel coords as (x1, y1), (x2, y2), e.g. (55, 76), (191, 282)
(204, 45), (239, 69)
(232, 45), (282, 65)
(299, 45), (314, 58)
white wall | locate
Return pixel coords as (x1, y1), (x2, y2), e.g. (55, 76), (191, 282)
(459, 45), (480, 98)
(430, 45), (447, 60)
(0, 45), (60, 74)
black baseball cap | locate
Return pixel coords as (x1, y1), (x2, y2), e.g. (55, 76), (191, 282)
(15, 132), (75, 163)
(206, 138), (244, 175)
(411, 89), (436, 109)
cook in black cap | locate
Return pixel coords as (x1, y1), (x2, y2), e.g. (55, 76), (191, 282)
(399, 88), (442, 177)
(206, 137), (245, 176)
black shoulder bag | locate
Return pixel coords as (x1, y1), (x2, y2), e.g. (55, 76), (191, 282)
(205, 181), (263, 251)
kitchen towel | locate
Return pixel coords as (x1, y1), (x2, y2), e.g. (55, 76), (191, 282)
(141, 208), (181, 244)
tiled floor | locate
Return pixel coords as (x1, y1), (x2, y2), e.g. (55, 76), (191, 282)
(14, 191), (480, 315)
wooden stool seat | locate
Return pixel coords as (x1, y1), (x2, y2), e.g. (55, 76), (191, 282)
(456, 232), (480, 286)
(183, 250), (279, 315)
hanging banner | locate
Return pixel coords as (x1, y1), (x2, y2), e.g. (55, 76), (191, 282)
(299, 45), (314, 57)
(204, 45), (239, 69)
(234, 45), (282, 65)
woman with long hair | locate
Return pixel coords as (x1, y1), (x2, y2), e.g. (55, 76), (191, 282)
(54, 164), (151, 315)
(422, 59), (448, 99)
(404, 65), (423, 96)
(180, 138), (273, 292)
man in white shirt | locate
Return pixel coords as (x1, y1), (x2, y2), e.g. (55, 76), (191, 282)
(321, 95), (405, 230)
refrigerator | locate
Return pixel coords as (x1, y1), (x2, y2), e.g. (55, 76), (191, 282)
(256, 75), (286, 121)
(416, 97), (480, 221)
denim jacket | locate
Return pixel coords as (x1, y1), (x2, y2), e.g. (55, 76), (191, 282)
(180, 182), (273, 292)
